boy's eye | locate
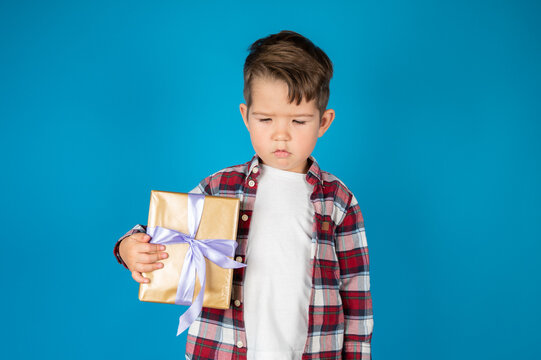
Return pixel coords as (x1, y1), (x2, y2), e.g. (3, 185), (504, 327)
(258, 118), (306, 125)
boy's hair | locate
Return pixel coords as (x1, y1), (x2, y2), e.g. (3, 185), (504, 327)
(243, 30), (333, 121)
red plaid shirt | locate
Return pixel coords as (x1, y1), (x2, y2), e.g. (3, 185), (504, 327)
(114, 153), (373, 359)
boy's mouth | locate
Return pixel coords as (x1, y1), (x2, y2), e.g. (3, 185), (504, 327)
(274, 149), (290, 157)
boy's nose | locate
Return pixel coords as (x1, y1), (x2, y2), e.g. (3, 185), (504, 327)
(272, 123), (291, 141)
(273, 132), (290, 141)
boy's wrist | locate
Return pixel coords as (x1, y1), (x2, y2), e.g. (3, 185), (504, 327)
(113, 237), (130, 270)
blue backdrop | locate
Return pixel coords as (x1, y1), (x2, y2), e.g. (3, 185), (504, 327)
(1, 1), (539, 359)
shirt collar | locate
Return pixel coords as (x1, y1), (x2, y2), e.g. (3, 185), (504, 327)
(246, 152), (323, 187)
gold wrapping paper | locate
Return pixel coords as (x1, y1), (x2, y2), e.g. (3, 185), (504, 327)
(138, 190), (240, 309)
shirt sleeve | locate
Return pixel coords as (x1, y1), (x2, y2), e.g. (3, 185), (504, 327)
(334, 194), (373, 359)
(113, 183), (209, 269)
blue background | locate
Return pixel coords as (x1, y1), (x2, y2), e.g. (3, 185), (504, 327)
(1, 0), (539, 359)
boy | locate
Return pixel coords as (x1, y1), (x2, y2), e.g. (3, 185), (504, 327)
(113, 30), (373, 359)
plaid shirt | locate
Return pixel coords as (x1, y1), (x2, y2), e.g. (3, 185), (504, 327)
(114, 153), (373, 359)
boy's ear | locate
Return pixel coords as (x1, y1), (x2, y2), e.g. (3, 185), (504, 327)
(239, 103), (249, 130)
(318, 109), (335, 138)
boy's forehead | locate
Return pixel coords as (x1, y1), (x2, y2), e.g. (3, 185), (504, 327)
(250, 77), (318, 116)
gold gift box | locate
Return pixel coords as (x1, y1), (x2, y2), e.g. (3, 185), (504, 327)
(138, 190), (240, 309)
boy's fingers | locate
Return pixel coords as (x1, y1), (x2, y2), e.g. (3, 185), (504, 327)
(142, 243), (166, 254)
(131, 234), (166, 253)
(137, 251), (168, 264)
(131, 270), (150, 284)
(135, 261), (164, 273)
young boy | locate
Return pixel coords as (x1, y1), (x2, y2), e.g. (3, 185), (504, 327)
(113, 30), (373, 360)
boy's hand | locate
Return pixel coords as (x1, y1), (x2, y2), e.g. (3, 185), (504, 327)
(118, 233), (169, 284)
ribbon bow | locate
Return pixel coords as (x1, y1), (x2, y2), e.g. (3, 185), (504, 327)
(146, 193), (247, 336)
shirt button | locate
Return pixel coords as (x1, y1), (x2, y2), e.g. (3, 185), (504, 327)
(248, 180), (255, 187)
(235, 256), (243, 262)
(234, 299), (241, 307)
(252, 167), (259, 173)
(241, 214), (248, 221)
(237, 340), (244, 348)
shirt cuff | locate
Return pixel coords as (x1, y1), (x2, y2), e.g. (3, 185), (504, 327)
(342, 340), (371, 360)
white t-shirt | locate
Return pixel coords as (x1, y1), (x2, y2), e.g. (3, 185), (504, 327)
(243, 163), (315, 360)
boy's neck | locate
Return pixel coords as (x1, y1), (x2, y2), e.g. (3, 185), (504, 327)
(259, 157), (312, 174)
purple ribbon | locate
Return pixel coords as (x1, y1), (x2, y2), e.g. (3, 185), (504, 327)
(146, 193), (246, 336)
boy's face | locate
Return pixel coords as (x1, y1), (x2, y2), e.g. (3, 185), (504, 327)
(240, 76), (335, 173)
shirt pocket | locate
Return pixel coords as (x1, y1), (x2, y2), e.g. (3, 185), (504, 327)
(315, 218), (341, 286)
(317, 248), (341, 287)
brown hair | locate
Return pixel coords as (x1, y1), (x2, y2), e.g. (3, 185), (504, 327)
(243, 30), (333, 121)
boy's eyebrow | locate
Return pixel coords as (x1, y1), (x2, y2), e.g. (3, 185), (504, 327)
(252, 111), (315, 118)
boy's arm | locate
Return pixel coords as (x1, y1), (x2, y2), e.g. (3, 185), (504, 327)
(335, 194), (373, 359)
(113, 184), (205, 269)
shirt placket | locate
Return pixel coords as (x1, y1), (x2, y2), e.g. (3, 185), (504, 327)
(231, 163), (260, 359)
(301, 177), (325, 358)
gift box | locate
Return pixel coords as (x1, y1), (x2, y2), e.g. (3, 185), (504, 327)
(138, 190), (246, 335)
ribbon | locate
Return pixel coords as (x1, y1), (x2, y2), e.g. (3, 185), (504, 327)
(146, 193), (247, 336)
